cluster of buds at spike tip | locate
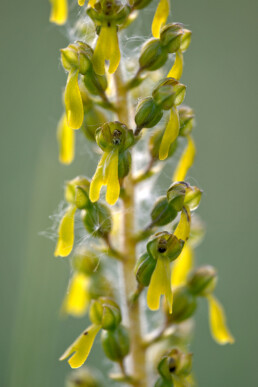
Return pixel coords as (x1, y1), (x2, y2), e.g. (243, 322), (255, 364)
(54, 176), (113, 257)
(155, 348), (192, 387)
(60, 297), (129, 367)
(87, 0), (131, 75)
(89, 121), (134, 205)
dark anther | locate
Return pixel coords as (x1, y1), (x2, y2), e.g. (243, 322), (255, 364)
(83, 331), (88, 335)
(168, 358), (177, 373)
(112, 129), (122, 145)
(158, 247), (167, 253)
(107, 21), (111, 27)
(158, 237), (167, 253)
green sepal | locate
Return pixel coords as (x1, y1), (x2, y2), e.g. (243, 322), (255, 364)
(134, 252), (156, 287)
(151, 196), (178, 226)
(82, 202), (112, 238)
(139, 39), (168, 71)
(101, 325), (130, 361)
(168, 286), (197, 323)
(135, 97), (163, 129)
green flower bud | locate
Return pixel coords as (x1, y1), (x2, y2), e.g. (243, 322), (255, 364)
(82, 202), (112, 238)
(83, 71), (108, 96)
(101, 325), (130, 361)
(151, 196), (178, 226)
(157, 348), (192, 380)
(180, 29), (192, 52)
(61, 42), (93, 74)
(75, 186), (90, 209)
(149, 129), (178, 160)
(160, 23), (184, 53)
(133, 0), (153, 10)
(139, 39), (168, 71)
(147, 232), (184, 262)
(134, 252), (156, 287)
(168, 286), (197, 323)
(187, 265), (217, 297)
(66, 367), (102, 387)
(80, 104), (107, 142)
(135, 97), (163, 130)
(90, 297), (121, 330)
(167, 78), (186, 106)
(178, 106), (195, 136)
(152, 79), (176, 110)
(118, 150), (131, 179)
(96, 121), (134, 152)
(184, 185), (202, 211)
(72, 248), (99, 275)
(65, 176), (90, 204)
(167, 182), (187, 211)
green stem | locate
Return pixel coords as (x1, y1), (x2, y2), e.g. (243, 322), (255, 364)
(114, 65), (147, 387)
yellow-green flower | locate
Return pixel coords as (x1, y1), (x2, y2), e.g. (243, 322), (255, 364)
(55, 205), (77, 257)
(57, 113), (75, 164)
(92, 23), (121, 75)
(173, 135), (196, 182)
(152, 0), (170, 38)
(207, 294), (235, 345)
(64, 69), (84, 129)
(61, 273), (90, 316)
(49, 0), (68, 25)
(60, 324), (101, 368)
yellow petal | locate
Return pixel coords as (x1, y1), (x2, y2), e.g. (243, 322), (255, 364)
(174, 206), (191, 242)
(159, 106), (179, 160)
(172, 243), (193, 287)
(173, 135), (196, 182)
(49, 0), (68, 25)
(65, 70), (84, 129)
(88, 0), (96, 6)
(60, 324), (101, 368)
(147, 257), (173, 313)
(89, 152), (109, 203)
(78, 0), (85, 5)
(92, 25), (120, 75)
(57, 114), (75, 164)
(152, 0), (170, 38)
(62, 273), (90, 316)
(168, 50), (184, 80)
(207, 295), (234, 345)
(55, 206), (76, 257)
(105, 149), (120, 205)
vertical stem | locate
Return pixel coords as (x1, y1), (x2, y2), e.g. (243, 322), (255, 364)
(114, 66), (147, 387)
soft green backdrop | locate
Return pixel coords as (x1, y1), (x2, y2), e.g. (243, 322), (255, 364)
(1, 0), (257, 386)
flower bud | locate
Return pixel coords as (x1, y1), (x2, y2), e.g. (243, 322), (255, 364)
(72, 248), (99, 275)
(157, 348), (192, 380)
(152, 79), (176, 110)
(149, 129), (178, 160)
(187, 266), (217, 297)
(135, 97), (163, 130)
(139, 39), (168, 71)
(65, 176), (90, 204)
(101, 325), (130, 361)
(75, 186), (91, 209)
(180, 29), (192, 52)
(168, 78), (186, 106)
(66, 367), (102, 387)
(160, 23), (184, 53)
(82, 202), (112, 238)
(151, 196), (178, 226)
(134, 252), (156, 287)
(61, 42), (93, 74)
(83, 71), (108, 96)
(168, 286), (197, 323)
(90, 297), (121, 330)
(96, 121), (134, 152)
(167, 182), (187, 211)
(118, 150), (131, 179)
(147, 232), (184, 262)
(178, 106), (195, 136)
(184, 185), (202, 211)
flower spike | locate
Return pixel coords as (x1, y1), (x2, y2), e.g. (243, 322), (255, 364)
(207, 295), (235, 345)
(152, 0), (170, 38)
(49, 0), (68, 25)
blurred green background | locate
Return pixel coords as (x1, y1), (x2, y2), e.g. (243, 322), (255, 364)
(1, 0), (257, 385)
